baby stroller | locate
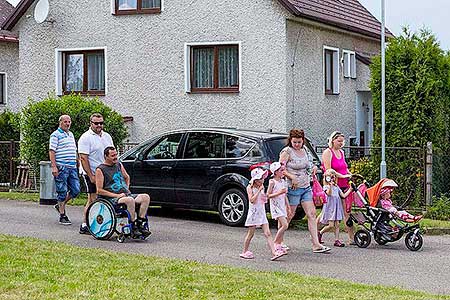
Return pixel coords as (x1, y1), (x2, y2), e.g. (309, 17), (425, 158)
(347, 178), (423, 251)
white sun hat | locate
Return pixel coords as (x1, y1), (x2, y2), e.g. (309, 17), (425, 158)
(381, 179), (398, 188)
(250, 167), (268, 184)
(269, 162), (282, 175)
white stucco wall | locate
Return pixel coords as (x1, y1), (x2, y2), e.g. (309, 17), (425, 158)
(286, 19), (380, 146)
(0, 41), (19, 112)
(14, 0), (290, 142)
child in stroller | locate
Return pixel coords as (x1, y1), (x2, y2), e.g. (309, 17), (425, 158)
(349, 177), (424, 251)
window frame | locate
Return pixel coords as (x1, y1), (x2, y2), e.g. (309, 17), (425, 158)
(0, 72), (6, 105)
(55, 47), (107, 96)
(184, 42), (242, 94)
(343, 50), (356, 79)
(323, 46), (340, 95)
(113, 0), (162, 15)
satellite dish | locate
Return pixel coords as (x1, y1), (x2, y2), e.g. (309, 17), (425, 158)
(34, 0), (49, 24)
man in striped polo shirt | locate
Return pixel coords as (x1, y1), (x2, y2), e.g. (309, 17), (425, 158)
(49, 115), (80, 225)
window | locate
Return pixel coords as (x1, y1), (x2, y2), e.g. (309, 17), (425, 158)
(225, 135), (256, 158)
(185, 43), (240, 93)
(61, 50), (105, 95)
(0, 73), (5, 105)
(114, 0), (161, 15)
(324, 47), (339, 94)
(184, 132), (224, 159)
(343, 50), (356, 79)
(144, 133), (182, 160)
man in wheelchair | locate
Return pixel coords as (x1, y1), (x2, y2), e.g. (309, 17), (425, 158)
(95, 146), (151, 237)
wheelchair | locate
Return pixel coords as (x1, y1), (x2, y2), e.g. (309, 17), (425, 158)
(86, 198), (151, 243)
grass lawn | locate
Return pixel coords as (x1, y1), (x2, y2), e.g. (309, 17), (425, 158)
(1, 192), (449, 232)
(0, 235), (448, 300)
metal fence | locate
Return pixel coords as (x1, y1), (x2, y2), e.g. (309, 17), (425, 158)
(0, 141), (20, 188)
(432, 149), (450, 197)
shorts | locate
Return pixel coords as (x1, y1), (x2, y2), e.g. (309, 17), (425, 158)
(54, 165), (80, 202)
(103, 193), (138, 206)
(83, 174), (97, 194)
(287, 186), (312, 206)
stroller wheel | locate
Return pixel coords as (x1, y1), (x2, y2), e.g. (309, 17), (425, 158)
(374, 232), (388, 245)
(354, 229), (371, 248)
(405, 232), (423, 251)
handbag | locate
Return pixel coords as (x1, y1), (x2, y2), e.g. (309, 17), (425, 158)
(312, 175), (327, 206)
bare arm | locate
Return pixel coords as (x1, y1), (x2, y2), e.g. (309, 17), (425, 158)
(340, 186), (353, 198)
(247, 185), (262, 204)
(120, 163), (130, 189)
(95, 168), (126, 199)
(80, 154), (94, 183)
(49, 150), (58, 177)
(267, 179), (287, 199)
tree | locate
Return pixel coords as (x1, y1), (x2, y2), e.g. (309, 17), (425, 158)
(20, 94), (128, 169)
(367, 29), (450, 205)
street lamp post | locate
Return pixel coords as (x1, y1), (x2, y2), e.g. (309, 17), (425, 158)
(380, 0), (387, 179)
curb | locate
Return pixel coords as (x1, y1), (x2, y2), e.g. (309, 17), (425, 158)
(423, 227), (450, 236)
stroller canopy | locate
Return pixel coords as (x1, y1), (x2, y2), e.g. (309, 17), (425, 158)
(366, 178), (398, 207)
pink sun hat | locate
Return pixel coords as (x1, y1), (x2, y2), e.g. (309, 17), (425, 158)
(250, 167), (268, 184)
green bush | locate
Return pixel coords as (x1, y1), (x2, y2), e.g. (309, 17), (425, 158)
(426, 195), (450, 221)
(0, 110), (20, 141)
(20, 94), (128, 169)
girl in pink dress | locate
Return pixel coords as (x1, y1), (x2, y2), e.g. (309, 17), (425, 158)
(321, 131), (354, 245)
(240, 167), (285, 261)
(267, 162), (291, 254)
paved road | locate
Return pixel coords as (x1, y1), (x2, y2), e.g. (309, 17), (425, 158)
(0, 199), (448, 295)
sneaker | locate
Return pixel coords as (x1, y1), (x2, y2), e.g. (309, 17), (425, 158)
(334, 240), (345, 247)
(79, 224), (89, 234)
(59, 215), (71, 225)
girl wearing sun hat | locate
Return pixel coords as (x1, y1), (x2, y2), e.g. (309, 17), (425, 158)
(240, 167), (285, 261)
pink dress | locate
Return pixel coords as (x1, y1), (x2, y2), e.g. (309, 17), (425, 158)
(269, 179), (288, 219)
(245, 187), (269, 227)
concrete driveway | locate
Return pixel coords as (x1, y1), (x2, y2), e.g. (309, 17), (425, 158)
(0, 199), (448, 295)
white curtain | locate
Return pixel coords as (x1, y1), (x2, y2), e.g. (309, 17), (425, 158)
(87, 53), (105, 91)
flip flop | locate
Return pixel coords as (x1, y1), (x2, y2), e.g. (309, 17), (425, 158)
(270, 251), (285, 261)
(239, 251), (254, 259)
(313, 246), (331, 253)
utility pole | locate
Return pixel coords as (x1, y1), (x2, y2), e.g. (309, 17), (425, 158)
(380, 0), (387, 179)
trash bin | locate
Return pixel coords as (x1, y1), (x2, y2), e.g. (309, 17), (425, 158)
(39, 161), (57, 205)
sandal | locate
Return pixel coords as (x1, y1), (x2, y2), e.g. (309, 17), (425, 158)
(239, 251), (254, 259)
(313, 246), (331, 253)
(334, 240), (345, 247)
(270, 250), (285, 261)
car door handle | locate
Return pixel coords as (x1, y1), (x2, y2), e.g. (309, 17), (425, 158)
(210, 166), (223, 170)
(161, 166), (172, 171)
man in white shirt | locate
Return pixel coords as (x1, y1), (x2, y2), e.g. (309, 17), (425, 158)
(78, 113), (114, 234)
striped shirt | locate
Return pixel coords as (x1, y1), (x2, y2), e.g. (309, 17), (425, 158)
(49, 128), (77, 168)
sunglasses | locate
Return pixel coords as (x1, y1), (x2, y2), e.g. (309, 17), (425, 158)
(91, 121), (104, 125)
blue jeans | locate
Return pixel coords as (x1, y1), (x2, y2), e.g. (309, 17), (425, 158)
(54, 165), (80, 202)
(287, 186), (312, 206)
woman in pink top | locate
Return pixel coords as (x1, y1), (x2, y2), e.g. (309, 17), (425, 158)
(321, 131), (354, 245)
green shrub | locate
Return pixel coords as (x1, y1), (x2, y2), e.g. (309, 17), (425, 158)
(0, 110), (20, 141)
(20, 94), (128, 169)
(426, 195), (450, 221)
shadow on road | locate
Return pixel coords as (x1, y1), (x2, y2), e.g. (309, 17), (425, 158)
(148, 206), (222, 224)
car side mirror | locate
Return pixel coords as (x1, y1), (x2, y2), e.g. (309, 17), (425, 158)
(136, 152), (144, 161)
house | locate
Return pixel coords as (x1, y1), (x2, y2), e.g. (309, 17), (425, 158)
(0, 0), (18, 110)
(1, 0), (392, 146)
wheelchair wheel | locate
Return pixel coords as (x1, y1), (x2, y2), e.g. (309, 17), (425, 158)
(354, 229), (371, 248)
(405, 232), (423, 251)
(87, 199), (116, 240)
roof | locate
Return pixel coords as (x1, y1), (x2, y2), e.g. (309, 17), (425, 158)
(1, 0), (392, 41)
(278, 0), (394, 40)
(0, 0), (18, 42)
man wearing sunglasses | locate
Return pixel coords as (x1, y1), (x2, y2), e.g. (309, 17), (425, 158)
(77, 113), (114, 234)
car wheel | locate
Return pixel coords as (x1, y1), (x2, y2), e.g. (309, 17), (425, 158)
(218, 188), (248, 226)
